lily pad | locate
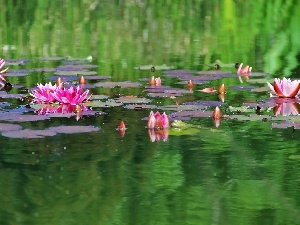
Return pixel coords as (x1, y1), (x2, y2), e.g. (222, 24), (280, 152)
(158, 104), (206, 111)
(124, 104), (157, 110)
(48, 125), (100, 134)
(54, 70), (97, 76)
(2, 129), (56, 138)
(83, 75), (111, 80)
(114, 97), (152, 104)
(94, 81), (142, 88)
(37, 57), (66, 61)
(169, 110), (212, 119)
(163, 70), (197, 76)
(34, 68), (57, 73)
(84, 100), (123, 108)
(91, 95), (110, 100)
(251, 86), (270, 92)
(0, 123), (22, 132)
(134, 64), (174, 70)
(147, 92), (183, 98)
(228, 85), (257, 91)
(0, 113), (50, 122)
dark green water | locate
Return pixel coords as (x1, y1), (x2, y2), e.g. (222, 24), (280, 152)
(1, 1), (300, 225)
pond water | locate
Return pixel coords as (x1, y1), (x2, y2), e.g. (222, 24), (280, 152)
(1, 1), (300, 225)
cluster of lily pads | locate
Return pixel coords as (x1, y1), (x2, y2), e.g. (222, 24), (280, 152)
(0, 56), (299, 140)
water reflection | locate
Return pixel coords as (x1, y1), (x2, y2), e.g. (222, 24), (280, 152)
(273, 101), (300, 116)
(148, 129), (169, 142)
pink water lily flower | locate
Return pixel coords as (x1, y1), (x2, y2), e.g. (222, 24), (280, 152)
(267, 78), (300, 98)
(30, 82), (59, 103)
(51, 85), (90, 105)
(237, 63), (252, 74)
(147, 111), (169, 129)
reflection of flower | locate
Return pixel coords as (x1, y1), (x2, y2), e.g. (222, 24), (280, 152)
(30, 82), (60, 103)
(237, 63), (252, 74)
(147, 111), (169, 129)
(267, 78), (300, 98)
(212, 106), (222, 119)
(273, 102), (300, 116)
(51, 86), (90, 105)
(148, 128), (169, 142)
(36, 104), (88, 115)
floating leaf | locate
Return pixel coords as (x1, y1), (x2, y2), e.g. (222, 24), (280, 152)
(147, 92), (183, 98)
(169, 110), (212, 119)
(229, 114), (271, 121)
(158, 104), (206, 111)
(134, 64), (174, 70)
(124, 104), (157, 110)
(54, 70), (97, 76)
(0, 91), (24, 99)
(228, 106), (255, 113)
(48, 125), (100, 134)
(251, 86), (270, 92)
(163, 70), (197, 76)
(34, 68), (57, 73)
(84, 100), (123, 107)
(228, 85), (257, 91)
(0, 113), (50, 122)
(37, 57), (66, 61)
(271, 121), (294, 129)
(114, 97), (152, 104)
(0, 123), (22, 132)
(94, 81), (142, 88)
(83, 75), (111, 80)
(2, 129), (56, 138)
(177, 80), (209, 85)
(91, 95), (110, 100)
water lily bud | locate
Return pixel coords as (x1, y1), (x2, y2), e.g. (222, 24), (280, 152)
(218, 83), (226, 94)
(79, 76), (86, 84)
(187, 80), (194, 88)
(56, 77), (63, 87)
(149, 76), (155, 85)
(118, 121), (126, 130)
(212, 106), (222, 119)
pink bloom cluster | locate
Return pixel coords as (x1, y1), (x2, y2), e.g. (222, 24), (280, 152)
(147, 111), (169, 129)
(31, 83), (90, 105)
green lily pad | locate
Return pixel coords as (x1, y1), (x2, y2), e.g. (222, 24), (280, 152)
(114, 97), (152, 104)
(84, 100), (123, 108)
(91, 95), (110, 100)
(54, 70), (97, 76)
(229, 114), (271, 121)
(228, 106), (255, 113)
(158, 104), (206, 111)
(94, 81), (142, 88)
(134, 64), (174, 70)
